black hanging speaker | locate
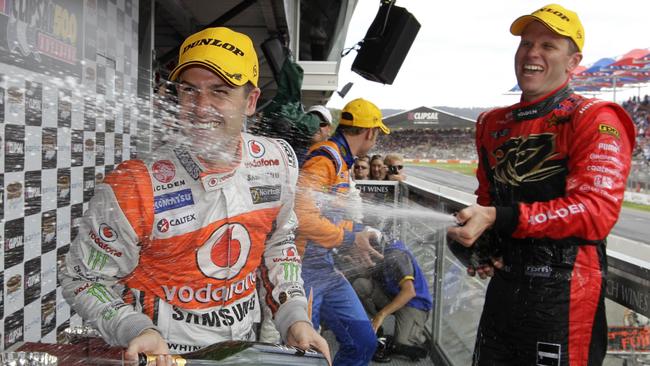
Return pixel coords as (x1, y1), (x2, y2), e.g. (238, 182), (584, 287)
(351, 3), (420, 85)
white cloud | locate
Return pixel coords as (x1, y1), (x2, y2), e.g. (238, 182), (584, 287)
(329, 0), (650, 110)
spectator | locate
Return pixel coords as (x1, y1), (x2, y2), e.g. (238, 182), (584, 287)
(618, 95), (650, 191)
(306, 105), (334, 143)
(354, 156), (371, 180)
(384, 153), (406, 182)
(353, 238), (432, 363)
(447, 5), (634, 365)
(62, 26), (330, 365)
(370, 154), (387, 180)
(623, 94), (650, 166)
(295, 98), (390, 365)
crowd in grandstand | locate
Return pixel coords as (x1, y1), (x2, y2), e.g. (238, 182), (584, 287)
(371, 98), (650, 168)
(373, 128), (477, 160)
(623, 95), (650, 164)
(622, 95), (650, 193)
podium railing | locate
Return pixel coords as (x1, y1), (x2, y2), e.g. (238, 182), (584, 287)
(397, 177), (650, 365)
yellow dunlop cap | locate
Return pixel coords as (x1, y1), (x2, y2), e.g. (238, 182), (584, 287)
(510, 4), (584, 52)
(339, 98), (390, 134)
(169, 27), (259, 86)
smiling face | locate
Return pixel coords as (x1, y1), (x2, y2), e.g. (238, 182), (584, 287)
(177, 66), (260, 159)
(370, 158), (386, 180)
(515, 21), (582, 102)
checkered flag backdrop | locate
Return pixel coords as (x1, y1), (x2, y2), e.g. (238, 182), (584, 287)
(1, 0), (140, 350)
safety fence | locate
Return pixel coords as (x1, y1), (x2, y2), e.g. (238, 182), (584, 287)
(371, 177), (650, 366)
(628, 168), (650, 195)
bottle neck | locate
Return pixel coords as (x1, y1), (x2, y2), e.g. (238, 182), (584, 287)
(139, 354), (187, 366)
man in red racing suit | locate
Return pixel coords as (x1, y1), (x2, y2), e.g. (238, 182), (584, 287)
(447, 4), (635, 366)
(62, 27), (329, 363)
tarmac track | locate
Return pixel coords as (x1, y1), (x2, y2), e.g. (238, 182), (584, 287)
(407, 166), (650, 245)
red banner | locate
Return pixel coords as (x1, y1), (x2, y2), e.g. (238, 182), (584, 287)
(608, 326), (650, 352)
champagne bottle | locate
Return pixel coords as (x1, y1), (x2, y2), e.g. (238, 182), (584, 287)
(446, 229), (501, 268)
(138, 341), (328, 366)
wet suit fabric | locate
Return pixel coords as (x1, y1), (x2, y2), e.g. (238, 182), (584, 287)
(473, 84), (635, 366)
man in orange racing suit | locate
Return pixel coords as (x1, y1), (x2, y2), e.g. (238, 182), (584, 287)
(295, 98), (389, 365)
(62, 27), (330, 364)
(447, 4), (635, 366)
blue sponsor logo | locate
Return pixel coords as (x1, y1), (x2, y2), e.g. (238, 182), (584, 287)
(154, 189), (194, 213)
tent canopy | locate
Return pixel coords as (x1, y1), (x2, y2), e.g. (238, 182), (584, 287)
(507, 48), (650, 95)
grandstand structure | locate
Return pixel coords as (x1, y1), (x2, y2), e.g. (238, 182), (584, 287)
(375, 107), (477, 160)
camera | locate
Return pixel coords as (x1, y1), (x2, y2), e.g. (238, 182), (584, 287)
(387, 165), (400, 175)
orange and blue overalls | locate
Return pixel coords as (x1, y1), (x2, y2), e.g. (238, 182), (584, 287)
(295, 131), (376, 366)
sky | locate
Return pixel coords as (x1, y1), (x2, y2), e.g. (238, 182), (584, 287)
(327, 0), (650, 110)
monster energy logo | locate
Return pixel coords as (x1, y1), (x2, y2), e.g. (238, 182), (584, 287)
(87, 284), (112, 303)
(88, 248), (109, 270)
(102, 307), (117, 320)
(281, 262), (299, 282)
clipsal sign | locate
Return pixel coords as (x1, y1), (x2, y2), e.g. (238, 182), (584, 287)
(406, 112), (439, 125)
(407, 111), (439, 122)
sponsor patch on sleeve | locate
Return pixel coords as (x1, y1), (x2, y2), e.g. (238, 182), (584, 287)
(598, 124), (620, 139)
(277, 139), (297, 168)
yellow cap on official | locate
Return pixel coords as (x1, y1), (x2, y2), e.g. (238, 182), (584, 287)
(339, 98), (390, 135)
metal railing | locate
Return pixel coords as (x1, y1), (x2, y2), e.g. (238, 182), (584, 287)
(393, 177), (650, 366)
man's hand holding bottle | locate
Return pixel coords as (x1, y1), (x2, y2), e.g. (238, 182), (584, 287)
(447, 205), (503, 279)
(126, 329), (173, 366)
(125, 324), (332, 366)
(286, 321), (332, 365)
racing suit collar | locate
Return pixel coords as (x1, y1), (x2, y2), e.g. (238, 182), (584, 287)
(173, 138), (243, 192)
(197, 137), (243, 173)
(329, 131), (356, 168)
(199, 138), (243, 191)
(512, 80), (573, 121)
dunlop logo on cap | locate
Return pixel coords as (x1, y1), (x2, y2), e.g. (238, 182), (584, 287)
(182, 38), (245, 57)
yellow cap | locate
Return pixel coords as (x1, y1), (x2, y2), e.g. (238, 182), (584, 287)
(169, 27), (259, 86)
(510, 4), (584, 52)
(339, 98), (389, 134)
